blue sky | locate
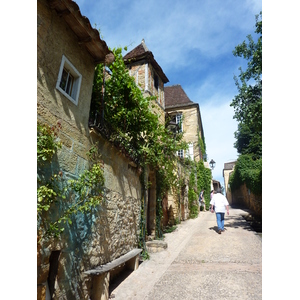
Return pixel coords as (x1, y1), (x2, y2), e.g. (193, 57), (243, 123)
(73, 0), (261, 185)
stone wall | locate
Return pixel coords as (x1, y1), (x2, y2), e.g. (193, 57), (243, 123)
(165, 105), (201, 162)
(128, 60), (165, 125)
(163, 164), (190, 226)
(231, 183), (262, 217)
(181, 105), (201, 162)
(37, 1), (142, 299)
(223, 169), (233, 205)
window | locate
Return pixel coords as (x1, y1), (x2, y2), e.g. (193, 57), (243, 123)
(176, 114), (183, 132)
(56, 55), (82, 105)
(177, 149), (184, 158)
(185, 143), (194, 160)
(154, 74), (159, 90)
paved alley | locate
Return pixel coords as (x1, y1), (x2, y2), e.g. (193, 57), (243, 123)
(110, 207), (262, 300)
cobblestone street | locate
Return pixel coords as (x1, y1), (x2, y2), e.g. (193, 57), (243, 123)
(111, 207), (262, 300)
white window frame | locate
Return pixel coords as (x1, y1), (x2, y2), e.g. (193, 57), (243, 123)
(185, 143), (194, 160)
(177, 149), (184, 158)
(56, 55), (82, 105)
(176, 114), (183, 133)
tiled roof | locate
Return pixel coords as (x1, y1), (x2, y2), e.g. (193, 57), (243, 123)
(48, 0), (112, 63)
(123, 40), (149, 59)
(123, 39), (169, 83)
(165, 85), (194, 108)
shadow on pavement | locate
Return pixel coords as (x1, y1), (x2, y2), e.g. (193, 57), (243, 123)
(209, 213), (262, 236)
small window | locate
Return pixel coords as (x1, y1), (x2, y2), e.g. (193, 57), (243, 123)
(185, 143), (194, 160)
(177, 149), (183, 158)
(56, 55), (82, 105)
(176, 114), (183, 132)
(154, 74), (159, 90)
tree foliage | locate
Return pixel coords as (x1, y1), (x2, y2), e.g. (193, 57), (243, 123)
(196, 160), (212, 209)
(90, 47), (189, 254)
(229, 154), (262, 195)
(231, 12), (262, 159)
(91, 47), (188, 168)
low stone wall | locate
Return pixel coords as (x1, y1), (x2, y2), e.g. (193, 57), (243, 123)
(231, 183), (262, 217)
(37, 128), (142, 299)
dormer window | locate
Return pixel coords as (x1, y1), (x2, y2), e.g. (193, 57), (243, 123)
(154, 74), (159, 90)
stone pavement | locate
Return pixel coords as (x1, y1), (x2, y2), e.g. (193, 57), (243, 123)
(110, 207), (262, 300)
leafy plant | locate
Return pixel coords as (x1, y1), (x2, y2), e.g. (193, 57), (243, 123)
(231, 12), (262, 159)
(37, 122), (105, 242)
(228, 154), (262, 195)
(196, 160), (212, 209)
(37, 121), (62, 164)
(90, 47), (188, 252)
(188, 165), (198, 218)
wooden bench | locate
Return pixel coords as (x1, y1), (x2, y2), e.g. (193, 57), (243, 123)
(84, 249), (142, 300)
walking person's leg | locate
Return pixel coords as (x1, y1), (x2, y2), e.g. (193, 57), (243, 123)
(216, 213), (222, 234)
(220, 213), (225, 231)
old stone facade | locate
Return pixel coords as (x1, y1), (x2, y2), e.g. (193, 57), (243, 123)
(231, 183), (262, 217)
(37, 1), (141, 299)
(123, 39), (169, 125)
(165, 84), (205, 162)
(163, 84), (206, 224)
(223, 161), (236, 204)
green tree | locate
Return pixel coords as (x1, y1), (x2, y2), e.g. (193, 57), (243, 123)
(231, 12), (262, 159)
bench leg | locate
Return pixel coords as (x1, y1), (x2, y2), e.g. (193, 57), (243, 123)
(91, 272), (110, 300)
(126, 255), (140, 271)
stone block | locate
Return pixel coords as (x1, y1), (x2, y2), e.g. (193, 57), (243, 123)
(37, 284), (46, 300)
(56, 146), (78, 174)
(37, 263), (50, 284)
(146, 240), (168, 253)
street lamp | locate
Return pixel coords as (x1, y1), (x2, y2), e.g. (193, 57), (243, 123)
(209, 159), (216, 170)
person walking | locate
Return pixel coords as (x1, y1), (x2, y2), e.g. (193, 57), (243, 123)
(209, 190), (215, 211)
(199, 189), (206, 211)
(210, 188), (229, 234)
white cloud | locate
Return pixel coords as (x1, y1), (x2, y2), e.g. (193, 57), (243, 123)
(74, 0), (260, 186)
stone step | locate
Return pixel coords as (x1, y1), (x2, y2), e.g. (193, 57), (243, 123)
(146, 240), (168, 253)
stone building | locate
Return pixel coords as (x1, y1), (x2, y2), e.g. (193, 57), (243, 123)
(37, 1), (142, 299)
(223, 161), (236, 204)
(164, 84), (206, 223)
(123, 39), (169, 125)
(122, 40), (170, 237)
(165, 84), (205, 162)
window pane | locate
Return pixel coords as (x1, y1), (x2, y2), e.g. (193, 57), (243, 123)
(60, 68), (68, 90)
(176, 114), (183, 132)
(66, 73), (74, 95)
(178, 149), (183, 158)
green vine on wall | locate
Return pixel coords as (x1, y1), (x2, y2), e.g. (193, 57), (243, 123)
(196, 160), (212, 209)
(188, 163), (198, 218)
(37, 122), (105, 243)
(228, 154), (262, 195)
(90, 47), (188, 255)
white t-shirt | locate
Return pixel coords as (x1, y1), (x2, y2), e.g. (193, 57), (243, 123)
(210, 193), (229, 213)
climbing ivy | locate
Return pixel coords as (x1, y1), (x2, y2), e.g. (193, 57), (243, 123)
(188, 164), (198, 218)
(196, 160), (212, 209)
(37, 122), (105, 242)
(228, 154), (262, 195)
(90, 47), (188, 253)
